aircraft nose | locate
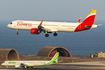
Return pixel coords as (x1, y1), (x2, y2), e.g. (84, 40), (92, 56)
(1, 63), (4, 65)
(7, 24), (10, 28)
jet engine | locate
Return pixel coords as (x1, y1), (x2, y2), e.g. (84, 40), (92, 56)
(30, 28), (39, 34)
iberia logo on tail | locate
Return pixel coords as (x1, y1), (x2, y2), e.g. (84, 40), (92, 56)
(75, 10), (97, 32)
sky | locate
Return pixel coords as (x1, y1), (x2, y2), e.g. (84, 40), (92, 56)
(0, 0), (105, 22)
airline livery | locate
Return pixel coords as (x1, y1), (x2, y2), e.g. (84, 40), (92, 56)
(1, 52), (59, 69)
(7, 10), (98, 37)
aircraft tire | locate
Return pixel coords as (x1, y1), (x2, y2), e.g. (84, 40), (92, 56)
(53, 33), (57, 36)
(45, 34), (49, 37)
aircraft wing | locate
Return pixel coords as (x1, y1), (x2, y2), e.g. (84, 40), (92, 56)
(15, 63), (34, 68)
(14, 63), (29, 68)
(21, 63), (31, 66)
(38, 20), (58, 32)
(42, 27), (58, 32)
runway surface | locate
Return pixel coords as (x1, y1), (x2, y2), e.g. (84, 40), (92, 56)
(1, 61), (105, 70)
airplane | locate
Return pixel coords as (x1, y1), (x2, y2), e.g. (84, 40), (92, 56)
(1, 52), (59, 69)
(7, 10), (98, 37)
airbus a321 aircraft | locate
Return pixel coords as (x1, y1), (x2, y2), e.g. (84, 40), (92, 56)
(1, 52), (59, 69)
(7, 10), (98, 37)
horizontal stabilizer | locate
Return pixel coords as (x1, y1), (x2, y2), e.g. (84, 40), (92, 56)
(43, 27), (58, 32)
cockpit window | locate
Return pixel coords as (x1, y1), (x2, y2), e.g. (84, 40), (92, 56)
(10, 23), (12, 24)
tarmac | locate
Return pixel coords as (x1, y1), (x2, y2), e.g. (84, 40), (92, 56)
(0, 57), (105, 70)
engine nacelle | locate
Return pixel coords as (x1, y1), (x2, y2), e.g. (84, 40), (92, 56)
(30, 28), (39, 34)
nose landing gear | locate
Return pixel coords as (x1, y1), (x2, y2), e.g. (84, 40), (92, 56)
(16, 30), (19, 35)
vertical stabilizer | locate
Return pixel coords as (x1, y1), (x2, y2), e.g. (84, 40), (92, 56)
(50, 52), (59, 63)
(75, 10), (97, 32)
(45, 52), (59, 66)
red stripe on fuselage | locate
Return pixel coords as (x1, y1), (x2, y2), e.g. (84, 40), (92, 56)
(75, 15), (95, 32)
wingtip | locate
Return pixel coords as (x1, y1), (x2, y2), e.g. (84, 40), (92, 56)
(39, 20), (43, 25)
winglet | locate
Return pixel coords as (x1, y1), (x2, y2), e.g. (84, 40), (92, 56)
(77, 17), (82, 23)
(39, 20), (43, 25)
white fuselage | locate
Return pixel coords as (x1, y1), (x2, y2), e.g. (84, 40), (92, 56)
(7, 20), (98, 32)
(1, 52), (59, 68)
(1, 60), (50, 67)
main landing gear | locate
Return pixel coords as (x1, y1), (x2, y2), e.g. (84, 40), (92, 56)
(45, 33), (49, 37)
(45, 32), (57, 37)
(16, 29), (19, 35)
(53, 32), (57, 36)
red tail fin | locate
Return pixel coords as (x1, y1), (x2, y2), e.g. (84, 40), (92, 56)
(75, 10), (97, 32)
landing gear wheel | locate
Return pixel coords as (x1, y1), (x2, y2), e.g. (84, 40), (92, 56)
(16, 29), (19, 35)
(45, 34), (49, 37)
(53, 33), (57, 36)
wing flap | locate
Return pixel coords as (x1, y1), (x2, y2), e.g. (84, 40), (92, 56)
(43, 27), (58, 32)
(21, 63), (31, 66)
